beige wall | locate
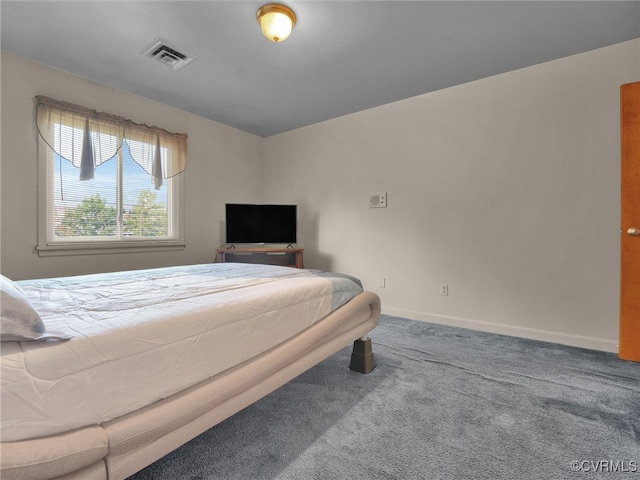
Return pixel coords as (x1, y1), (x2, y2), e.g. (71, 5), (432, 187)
(1, 51), (263, 280)
(262, 39), (640, 352)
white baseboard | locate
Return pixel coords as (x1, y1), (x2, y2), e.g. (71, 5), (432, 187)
(381, 307), (619, 354)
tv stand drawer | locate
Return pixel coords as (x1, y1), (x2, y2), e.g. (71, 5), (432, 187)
(216, 248), (304, 268)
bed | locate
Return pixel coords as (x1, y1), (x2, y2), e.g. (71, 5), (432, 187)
(0, 263), (380, 480)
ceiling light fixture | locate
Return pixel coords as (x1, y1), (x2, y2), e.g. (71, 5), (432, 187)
(256, 3), (296, 42)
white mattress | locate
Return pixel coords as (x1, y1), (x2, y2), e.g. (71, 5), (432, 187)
(1, 263), (364, 442)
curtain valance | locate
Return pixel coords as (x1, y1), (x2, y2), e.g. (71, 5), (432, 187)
(36, 96), (187, 187)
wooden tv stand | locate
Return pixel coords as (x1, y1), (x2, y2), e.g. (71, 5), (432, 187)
(216, 246), (304, 269)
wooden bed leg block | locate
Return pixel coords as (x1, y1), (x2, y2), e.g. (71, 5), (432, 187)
(349, 337), (375, 374)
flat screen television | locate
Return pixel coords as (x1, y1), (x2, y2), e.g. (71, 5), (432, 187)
(225, 203), (297, 244)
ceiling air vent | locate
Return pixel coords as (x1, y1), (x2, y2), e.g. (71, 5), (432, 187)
(139, 37), (196, 70)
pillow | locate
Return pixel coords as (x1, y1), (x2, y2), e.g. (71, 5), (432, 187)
(0, 275), (72, 342)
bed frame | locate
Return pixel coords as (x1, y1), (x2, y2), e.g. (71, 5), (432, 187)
(1, 291), (380, 480)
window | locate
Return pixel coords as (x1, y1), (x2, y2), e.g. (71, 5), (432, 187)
(36, 96), (187, 256)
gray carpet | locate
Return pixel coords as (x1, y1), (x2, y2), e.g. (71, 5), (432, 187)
(127, 315), (640, 479)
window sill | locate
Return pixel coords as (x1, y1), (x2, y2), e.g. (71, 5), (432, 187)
(36, 240), (187, 257)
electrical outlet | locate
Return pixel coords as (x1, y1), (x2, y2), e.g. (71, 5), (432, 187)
(379, 278), (386, 289)
(440, 284), (449, 296)
(369, 192), (387, 208)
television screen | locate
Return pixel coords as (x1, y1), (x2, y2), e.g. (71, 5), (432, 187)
(225, 204), (297, 244)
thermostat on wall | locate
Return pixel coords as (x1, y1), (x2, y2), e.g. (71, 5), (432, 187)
(369, 192), (387, 208)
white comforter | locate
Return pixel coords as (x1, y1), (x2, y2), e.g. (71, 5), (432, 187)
(1, 263), (363, 442)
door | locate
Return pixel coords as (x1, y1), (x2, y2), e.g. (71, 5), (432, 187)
(620, 82), (640, 362)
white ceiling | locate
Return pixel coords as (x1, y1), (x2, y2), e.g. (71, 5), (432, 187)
(2, 1), (639, 137)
